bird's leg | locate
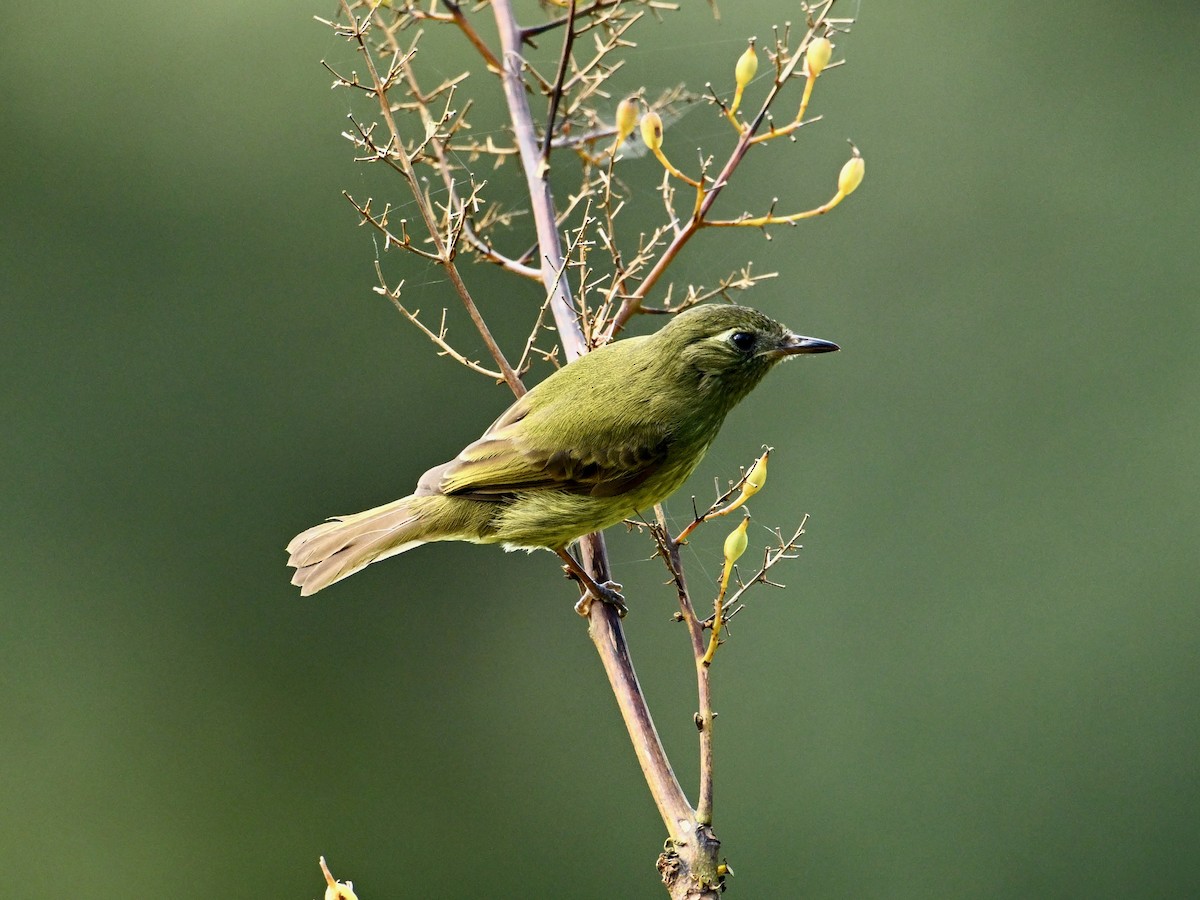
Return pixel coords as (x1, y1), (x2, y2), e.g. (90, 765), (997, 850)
(556, 547), (627, 618)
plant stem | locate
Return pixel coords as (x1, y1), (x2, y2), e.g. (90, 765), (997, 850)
(540, 0), (578, 163)
(492, 0), (587, 362)
(655, 506), (716, 825)
(579, 532), (694, 837)
(492, 0), (704, 856)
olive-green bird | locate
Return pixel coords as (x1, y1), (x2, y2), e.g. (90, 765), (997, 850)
(286, 304), (837, 602)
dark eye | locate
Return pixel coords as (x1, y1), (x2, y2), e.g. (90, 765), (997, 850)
(729, 331), (756, 353)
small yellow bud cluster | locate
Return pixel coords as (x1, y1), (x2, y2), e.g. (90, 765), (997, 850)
(676, 449), (770, 543)
(802, 145), (865, 216)
(722, 143), (863, 227)
(697, 448), (772, 665)
(610, 97), (698, 187)
(741, 452), (768, 500)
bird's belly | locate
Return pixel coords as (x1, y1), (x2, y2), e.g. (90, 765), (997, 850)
(488, 451), (706, 550)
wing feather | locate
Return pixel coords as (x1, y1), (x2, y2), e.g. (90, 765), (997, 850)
(425, 388), (671, 500)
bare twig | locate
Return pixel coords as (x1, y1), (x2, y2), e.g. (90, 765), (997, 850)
(722, 516), (808, 611)
(541, 0), (578, 163)
(335, 0), (526, 397)
(652, 505), (718, 825)
(372, 265), (507, 382)
(441, 0), (504, 72)
(377, 31), (543, 280)
(492, 0), (588, 362)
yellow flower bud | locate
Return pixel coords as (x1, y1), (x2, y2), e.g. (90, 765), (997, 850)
(321, 857), (360, 900)
(615, 97), (639, 144)
(805, 36), (832, 78)
(735, 44), (758, 90)
(639, 110), (663, 152)
(838, 153), (865, 196)
(742, 451), (768, 500)
(723, 516), (750, 567)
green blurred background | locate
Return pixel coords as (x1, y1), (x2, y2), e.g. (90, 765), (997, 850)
(4, 1), (1198, 897)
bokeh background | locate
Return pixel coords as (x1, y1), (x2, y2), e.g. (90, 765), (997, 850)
(4, 2), (1198, 897)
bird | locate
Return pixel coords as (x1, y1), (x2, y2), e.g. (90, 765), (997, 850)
(286, 304), (837, 610)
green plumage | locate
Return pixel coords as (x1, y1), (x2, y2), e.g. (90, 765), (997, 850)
(287, 304), (837, 595)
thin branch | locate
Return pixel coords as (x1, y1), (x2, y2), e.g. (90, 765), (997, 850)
(492, 0), (588, 362)
(380, 34), (543, 280)
(342, 191), (439, 260)
(441, 0), (504, 72)
(540, 0), (578, 163)
(583, 535), (695, 840)
(721, 516), (808, 611)
(515, 290), (561, 375)
(653, 505), (716, 825)
(336, 0), (526, 397)
(493, 0), (697, 843)
(373, 268), (507, 382)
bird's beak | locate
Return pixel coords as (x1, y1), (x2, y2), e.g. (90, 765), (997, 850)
(777, 332), (840, 355)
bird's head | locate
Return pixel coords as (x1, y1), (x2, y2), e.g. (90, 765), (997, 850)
(656, 304), (838, 399)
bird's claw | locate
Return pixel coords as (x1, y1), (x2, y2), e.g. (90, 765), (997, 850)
(574, 580), (627, 618)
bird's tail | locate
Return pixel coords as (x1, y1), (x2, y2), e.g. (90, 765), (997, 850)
(286, 494), (438, 596)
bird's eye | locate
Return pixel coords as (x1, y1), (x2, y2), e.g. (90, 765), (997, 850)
(729, 332), (756, 353)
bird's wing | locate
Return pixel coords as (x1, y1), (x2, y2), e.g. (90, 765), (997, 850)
(428, 393), (671, 499)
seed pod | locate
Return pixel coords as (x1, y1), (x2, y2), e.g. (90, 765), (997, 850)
(735, 44), (758, 90)
(615, 97), (639, 144)
(723, 516), (750, 567)
(321, 857), (359, 900)
(838, 153), (865, 196)
(639, 110), (664, 151)
(805, 36), (833, 78)
(741, 451), (768, 501)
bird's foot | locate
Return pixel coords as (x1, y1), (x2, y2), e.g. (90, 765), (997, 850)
(557, 548), (628, 618)
(573, 580), (627, 618)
